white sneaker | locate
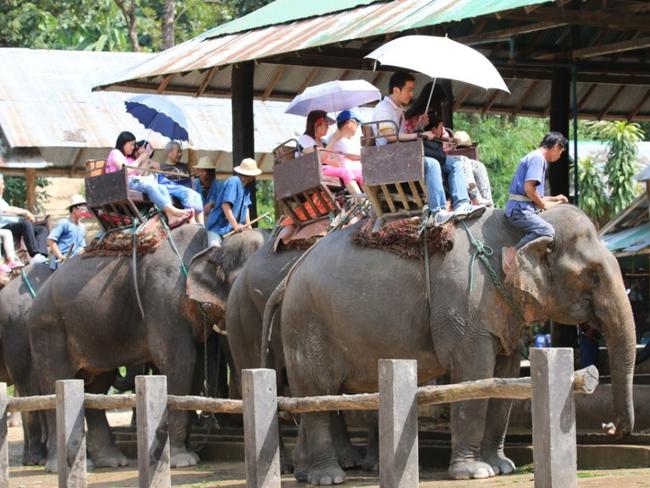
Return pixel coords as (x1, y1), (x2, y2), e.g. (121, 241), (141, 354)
(454, 202), (486, 221)
(429, 209), (454, 227)
(30, 254), (48, 264)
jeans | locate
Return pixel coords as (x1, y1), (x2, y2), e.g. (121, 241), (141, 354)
(207, 230), (223, 247)
(448, 155), (493, 203)
(424, 156), (469, 212)
(159, 177), (204, 213)
(128, 177), (172, 210)
(2, 220), (48, 256)
(506, 206), (555, 249)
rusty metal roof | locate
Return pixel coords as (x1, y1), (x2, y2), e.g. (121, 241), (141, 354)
(0, 48), (317, 175)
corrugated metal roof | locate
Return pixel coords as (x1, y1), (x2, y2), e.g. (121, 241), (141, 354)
(0, 48), (317, 175)
(199, 0), (383, 39)
(97, 0), (548, 89)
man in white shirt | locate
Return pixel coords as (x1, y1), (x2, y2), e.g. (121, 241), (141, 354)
(371, 71), (485, 226)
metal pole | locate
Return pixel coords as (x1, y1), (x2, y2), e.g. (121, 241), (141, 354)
(572, 64), (579, 206)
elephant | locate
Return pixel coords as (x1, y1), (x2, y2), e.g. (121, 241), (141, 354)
(0, 263), (53, 465)
(225, 238), (374, 476)
(28, 225), (265, 471)
(269, 206), (636, 485)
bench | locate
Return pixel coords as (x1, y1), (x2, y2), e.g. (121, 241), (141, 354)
(84, 160), (154, 232)
(273, 140), (342, 227)
(360, 121), (428, 220)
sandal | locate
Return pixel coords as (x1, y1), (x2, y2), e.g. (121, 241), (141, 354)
(7, 261), (24, 269)
(168, 209), (193, 229)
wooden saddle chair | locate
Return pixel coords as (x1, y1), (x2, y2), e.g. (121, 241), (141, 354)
(84, 160), (155, 233)
(272, 139), (342, 227)
(360, 121), (428, 222)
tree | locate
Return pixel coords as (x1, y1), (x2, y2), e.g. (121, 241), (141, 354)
(577, 155), (608, 224)
(161, 0), (175, 49)
(114, 0), (141, 51)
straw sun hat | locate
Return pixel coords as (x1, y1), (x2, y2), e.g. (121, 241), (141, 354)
(234, 158), (262, 176)
(194, 156), (215, 170)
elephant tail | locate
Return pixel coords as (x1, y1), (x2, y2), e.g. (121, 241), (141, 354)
(260, 278), (287, 368)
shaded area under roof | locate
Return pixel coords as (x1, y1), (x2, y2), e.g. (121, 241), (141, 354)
(0, 48), (313, 177)
(94, 0), (650, 121)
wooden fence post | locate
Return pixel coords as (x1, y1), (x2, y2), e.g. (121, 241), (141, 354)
(136, 375), (171, 488)
(530, 348), (577, 488)
(56, 379), (86, 488)
(378, 359), (418, 488)
(0, 383), (7, 488)
(242, 368), (280, 488)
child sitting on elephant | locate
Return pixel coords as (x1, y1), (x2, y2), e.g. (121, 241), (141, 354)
(502, 131), (569, 273)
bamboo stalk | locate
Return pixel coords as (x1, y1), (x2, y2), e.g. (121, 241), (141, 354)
(167, 395), (243, 414)
(223, 212), (270, 238)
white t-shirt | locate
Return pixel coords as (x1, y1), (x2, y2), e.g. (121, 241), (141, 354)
(328, 136), (360, 157)
(0, 197), (19, 227)
(371, 96), (406, 146)
(297, 134), (318, 151)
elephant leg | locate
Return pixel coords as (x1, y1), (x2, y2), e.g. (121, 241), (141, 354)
(302, 412), (345, 486)
(448, 339), (497, 480)
(480, 352), (520, 475)
(292, 418), (309, 482)
(149, 329), (198, 468)
(330, 411), (361, 469)
(278, 424), (293, 474)
(85, 372), (129, 468)
(15, 380), (47, 465)
(361, 412), (378, 472)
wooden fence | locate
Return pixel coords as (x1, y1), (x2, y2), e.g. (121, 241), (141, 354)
(0, 348), (598, 488)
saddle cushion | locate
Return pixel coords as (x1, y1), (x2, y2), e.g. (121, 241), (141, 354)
(83, 215), (167, 258)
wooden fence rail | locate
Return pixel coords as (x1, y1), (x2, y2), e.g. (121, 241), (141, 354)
(0, 348), (593, 488)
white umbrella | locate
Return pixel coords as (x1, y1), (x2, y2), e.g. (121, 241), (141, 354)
(365, 35), (510, 93)
(285, 79), (381, 116)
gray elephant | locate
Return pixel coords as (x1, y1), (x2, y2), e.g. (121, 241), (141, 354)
(28, 226), (264, 471)
(270, 206), (635, 484)
(0, 263), (52, 465)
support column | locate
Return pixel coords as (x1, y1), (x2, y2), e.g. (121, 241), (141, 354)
(549, 68), (571, 198)
(25, 169), (37, 213)
(56, 379), (86, 488)
(231, 61), (257, 220)
(440, 80), (454, 130)
(0, 383), (8, 488)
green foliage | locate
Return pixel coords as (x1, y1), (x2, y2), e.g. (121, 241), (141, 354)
(586, 120), (644, 217)
(3, 176), (50, 212)
(255, 180), (276, 229)
(453, 114), (548, 208)
(577, 156), (608, 222)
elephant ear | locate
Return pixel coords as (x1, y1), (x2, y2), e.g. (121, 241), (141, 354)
(187, 246), (229, 309)
(506, 236), (553, 306)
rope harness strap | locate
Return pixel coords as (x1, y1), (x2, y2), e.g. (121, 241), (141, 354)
(20, 269), (37, 298)
(159, 213), (189, 278)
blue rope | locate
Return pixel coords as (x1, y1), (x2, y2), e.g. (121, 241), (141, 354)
(159, 213), (189, 278)
(20, 269), (37, 298)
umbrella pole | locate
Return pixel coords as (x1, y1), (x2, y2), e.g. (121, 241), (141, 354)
(423, 78), (438, 117)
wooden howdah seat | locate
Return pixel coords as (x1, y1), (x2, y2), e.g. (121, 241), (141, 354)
(360, 121), (428, 220)
(84, 160), (154, 232)
(273, 139), (342, 227)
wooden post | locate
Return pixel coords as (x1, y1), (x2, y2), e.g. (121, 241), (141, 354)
(242, 369), (280, 488)
(25, 169), (37, 213)
(549, 68), (571, 199)
(0, 383), (8, 488)
(378, 359), (418, 488)
(530, 348), (577, 488)
(56, 379), (86, 488)
(440, 79), (454, 130)
(231, 61), (257, 220)
(136, 375), (171, 488)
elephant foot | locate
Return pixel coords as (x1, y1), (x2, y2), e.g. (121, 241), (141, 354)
(294, 462), (308, 483)
(336, 443), (362, 470)
(280, 455), (294, 475)
(360, 453), (378, 473)
(171, 446), (199, 468)
(44, 455), (94, 473)
(483, 452), (516, 475)
(307, 464), (346, 485)
(91, 446), (129, 468)
(22, 447), (46, 466)
(8, 412), (21, 428)
(448, 460), (495, 480)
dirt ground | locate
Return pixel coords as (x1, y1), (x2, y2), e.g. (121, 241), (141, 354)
(7, 412), (650, 487)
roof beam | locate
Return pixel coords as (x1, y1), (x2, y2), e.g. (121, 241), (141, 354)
(569, 36), (650, 59)
(482, 89), (503, 115)
(297, 67), (320, 93)
(196, 66), (218, 97)
(455, 21), (567, 45)
(453, 86), (474, 111)
(629, 88), (650, 121)
(261, 65), (286, 100)
(577, 83), (598, 110)
(504, 6), (650, 32)
(512, 80), (540, 116)
(156, 74), (174, 94)
(598, 85), (626, 119)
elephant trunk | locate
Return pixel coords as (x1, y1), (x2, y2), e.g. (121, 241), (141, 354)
(597, 257), (636, 438)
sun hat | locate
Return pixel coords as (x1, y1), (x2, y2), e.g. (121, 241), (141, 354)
(234, 158), (262, 176)
(68, 194), (86, 210)
(194, 156), (215, 170)
(336, 109), (363, 125)
(453, 130), (472, 147)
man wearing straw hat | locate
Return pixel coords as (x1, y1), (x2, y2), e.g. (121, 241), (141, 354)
(193, 156), (222, 216)
(47, 194), (88, 269)
(206, 158), (261, 246)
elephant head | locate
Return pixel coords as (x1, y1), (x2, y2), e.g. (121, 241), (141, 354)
(186, 229), (266, 317)
(507, 205), (635, 439)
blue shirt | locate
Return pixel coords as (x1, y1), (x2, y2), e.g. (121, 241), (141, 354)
(206, 176), (252, 237)
(48, 218), (86, 257)
(193, 178), (222, 206)
(0, 197), (19, 228)
(505, 149), (547, 217)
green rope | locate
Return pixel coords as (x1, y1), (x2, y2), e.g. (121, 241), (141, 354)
(160, 213), (189, 278)
(20, 269), (37, 298)
(460, 221), (525, 323)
